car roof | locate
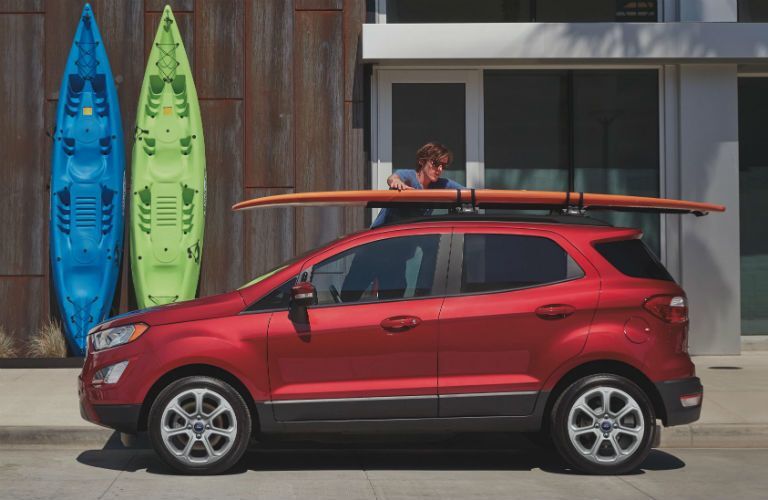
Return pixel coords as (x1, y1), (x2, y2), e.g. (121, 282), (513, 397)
(377, 213), (612, 227)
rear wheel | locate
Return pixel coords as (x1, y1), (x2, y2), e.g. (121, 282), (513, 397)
(551, 374), (655, 475)
(148, 376), (252, 475)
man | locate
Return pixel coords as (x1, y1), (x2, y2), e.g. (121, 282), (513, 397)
(371, 142), (465, 227)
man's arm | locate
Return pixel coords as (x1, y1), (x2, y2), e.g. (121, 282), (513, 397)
(387, 170), (415, 191)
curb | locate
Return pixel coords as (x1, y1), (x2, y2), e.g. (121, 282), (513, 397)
(2, 424), (768, 449)
(0, 426), (114, 447)
(659, 424), (768, 448)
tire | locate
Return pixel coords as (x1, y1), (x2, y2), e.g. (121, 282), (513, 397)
(148, 376), (252, 475)
(550, 374), (655, 475)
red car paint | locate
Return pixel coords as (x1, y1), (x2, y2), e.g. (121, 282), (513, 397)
(79, 219), (697, 433)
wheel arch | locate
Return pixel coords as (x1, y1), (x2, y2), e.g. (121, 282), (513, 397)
(541, 360), (667, 427)
(138, 363), (259, 434)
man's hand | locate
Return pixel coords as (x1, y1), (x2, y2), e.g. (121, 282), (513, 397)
(387, 174), (414, 191)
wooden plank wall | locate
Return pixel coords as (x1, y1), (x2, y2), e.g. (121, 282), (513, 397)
(0, 0), (368, 355)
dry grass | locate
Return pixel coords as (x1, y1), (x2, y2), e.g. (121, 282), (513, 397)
(27, 319), (68, 358)
(0, 325), (20, 358)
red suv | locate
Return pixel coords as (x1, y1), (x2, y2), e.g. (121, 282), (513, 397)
(79, 214), (702, 475)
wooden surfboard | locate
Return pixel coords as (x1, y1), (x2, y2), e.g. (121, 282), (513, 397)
(232, 189), (726, 216)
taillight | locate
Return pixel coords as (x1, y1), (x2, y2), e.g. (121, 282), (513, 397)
(644, 295), (688, 324)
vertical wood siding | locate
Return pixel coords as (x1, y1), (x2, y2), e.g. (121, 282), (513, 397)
(245, 0), (295, 187)
(0, 14), (45, 276)
(0, 1), (367, 353)
(295, 10), (345, 254)
(200, 100), (245, 296)
(196, 0), (244, 99)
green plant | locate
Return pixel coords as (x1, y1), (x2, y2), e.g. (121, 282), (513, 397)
(0, 325), (20, 358)
(27, 319), (68, 358)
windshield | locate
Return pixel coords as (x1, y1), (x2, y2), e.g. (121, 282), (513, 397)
(238, 265), (289, 290)
(237, 240), (333, 290)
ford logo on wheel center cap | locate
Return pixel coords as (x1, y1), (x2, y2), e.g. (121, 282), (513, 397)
(193, 422), (205, 433)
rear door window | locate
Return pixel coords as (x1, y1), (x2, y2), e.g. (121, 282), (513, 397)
(594, 239), (674, 281)
(460, 234), (584, 293)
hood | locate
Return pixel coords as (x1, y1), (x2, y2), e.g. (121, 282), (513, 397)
(94, 291), (247, 331)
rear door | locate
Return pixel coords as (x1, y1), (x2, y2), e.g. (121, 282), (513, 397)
(438, 227), (599, 417)
(267, 229), (450, 421)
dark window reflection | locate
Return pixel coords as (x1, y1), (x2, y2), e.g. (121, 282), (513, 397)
(484, 71), (569, 191)
(573, 70), (660, 255)
(738, 78), (768, 334)
(392, 83), (466, 185)
(388, 0), (530, 23)
(482, 69), (660, 256)
(388, 0), (657, 23)
(738, 0), (768, 21)
(462, 234), (583, 293)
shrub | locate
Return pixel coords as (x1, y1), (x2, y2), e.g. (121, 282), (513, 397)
(0, 326), (20, 358)
(27, 319), (68, 358)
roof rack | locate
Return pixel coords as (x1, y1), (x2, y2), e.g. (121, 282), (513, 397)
(378, 211), (613, 227)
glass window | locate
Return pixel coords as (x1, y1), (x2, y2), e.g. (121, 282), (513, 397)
(594, 239), (673, 281)
(388, 0), (530, 23)
(572, 70), (661, 255)
(483, 69), (661, 256)
(536, 0), (657, 22)
(738, 77), (768, 335)
(387, 0), (657, 23)
(484, 71), (569, 191)
(461, 234), (583, 294)
(309, 235), (441, 305)
(393, 83), (466, 185)
(739, 0), (768, 21)
(247, 276), (297, 312)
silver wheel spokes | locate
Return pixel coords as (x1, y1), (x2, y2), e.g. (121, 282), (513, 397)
(567, 386), (644, 466)
(160, 388), (237, 465)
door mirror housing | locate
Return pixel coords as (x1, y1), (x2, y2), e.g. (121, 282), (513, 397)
(291, 282), (317, 307)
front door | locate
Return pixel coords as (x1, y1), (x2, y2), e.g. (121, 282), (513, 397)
(438, 228), (600, 417)
(267, 231), (450, 421)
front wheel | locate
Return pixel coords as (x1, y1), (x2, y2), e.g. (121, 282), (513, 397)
(148, 376), (252, 475)
(551, 374), (655, 475)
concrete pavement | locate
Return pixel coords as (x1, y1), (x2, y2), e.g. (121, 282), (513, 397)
(2, 447), (768, 499)
(2, 352), (768, 448)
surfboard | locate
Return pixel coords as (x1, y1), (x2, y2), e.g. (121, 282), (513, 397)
(232, 189), (726, 216)
(50, 3), (125, 356)
(130, 6), (206, 309)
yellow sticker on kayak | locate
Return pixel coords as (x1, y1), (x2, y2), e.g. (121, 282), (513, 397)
(163, 106), (172, 116)
(82, 107), (92, 116)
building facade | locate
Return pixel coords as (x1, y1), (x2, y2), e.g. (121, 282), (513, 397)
(364, 0), (768, 354)
(0, 0), (765, 356)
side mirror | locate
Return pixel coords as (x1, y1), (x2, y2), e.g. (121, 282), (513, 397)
(289, 282), (315, 326)
(291, 282), (317, 307)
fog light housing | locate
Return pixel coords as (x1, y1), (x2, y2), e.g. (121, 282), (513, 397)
(680, 392), (702, 408)
(92, 361), (129, 385)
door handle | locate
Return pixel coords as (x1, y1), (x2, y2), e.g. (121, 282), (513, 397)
(535, 304), (576, 320)
(380, 315), (422, 332)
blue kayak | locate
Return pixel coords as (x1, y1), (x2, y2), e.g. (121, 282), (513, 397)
(50, 4), (125, 356)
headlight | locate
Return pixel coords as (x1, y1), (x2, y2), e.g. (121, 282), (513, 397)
(91, 323), (149, 352)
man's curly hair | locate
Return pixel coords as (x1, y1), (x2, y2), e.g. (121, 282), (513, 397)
(415, 142), (453, 171)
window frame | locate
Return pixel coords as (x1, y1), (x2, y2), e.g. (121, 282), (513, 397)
(446, 228), (590, 297)
(298, 230), (453, 310)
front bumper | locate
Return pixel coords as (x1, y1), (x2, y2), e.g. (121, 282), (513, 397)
(655, 376), (703, 426)
(78, 374), (143, 433)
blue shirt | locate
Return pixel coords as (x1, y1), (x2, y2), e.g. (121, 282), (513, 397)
(371, 169), (465, 228)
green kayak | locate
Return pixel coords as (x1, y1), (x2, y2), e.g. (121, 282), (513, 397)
(130, 6), (205, 308)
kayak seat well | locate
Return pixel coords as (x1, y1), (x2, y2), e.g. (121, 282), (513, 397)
(172, 75), (189, 117)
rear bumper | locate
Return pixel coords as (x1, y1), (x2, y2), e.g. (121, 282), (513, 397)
(655, 376), (703, 426)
